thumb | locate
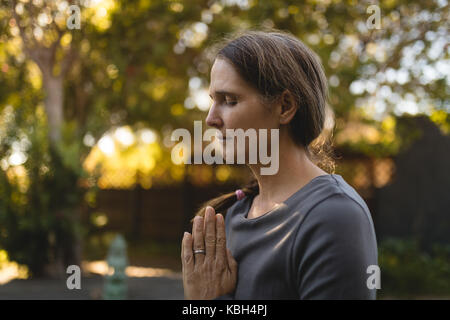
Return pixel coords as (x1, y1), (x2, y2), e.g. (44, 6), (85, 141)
(226, 248), (238, 274)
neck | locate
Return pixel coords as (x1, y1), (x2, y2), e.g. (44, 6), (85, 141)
(248, 130), (327, 209)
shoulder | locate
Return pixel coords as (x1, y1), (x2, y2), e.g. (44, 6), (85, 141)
(292, 175), (378, 257)
(301, 174), (375, 234)
(308, 193), (371, 230)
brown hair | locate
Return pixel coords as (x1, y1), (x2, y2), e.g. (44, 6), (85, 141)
(192, 28), (336, 221)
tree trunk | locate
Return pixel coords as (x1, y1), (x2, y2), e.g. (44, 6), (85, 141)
(15, 8), (81, 278)
(42, 74), (64, 144)
(40, 70), (82, 279)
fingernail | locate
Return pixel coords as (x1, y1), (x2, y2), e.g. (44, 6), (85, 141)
(184, 232), (189, 238)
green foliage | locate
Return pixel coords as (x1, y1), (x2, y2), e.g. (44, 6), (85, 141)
(0, 107), (88, 277)
(378, 238), (450, 298)
(1, 0), (448, 150)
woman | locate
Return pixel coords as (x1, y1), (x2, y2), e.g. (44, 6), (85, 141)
(181, 29), (378, 300)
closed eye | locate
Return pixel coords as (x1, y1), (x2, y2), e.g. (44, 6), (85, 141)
(209, 93), (238, 106)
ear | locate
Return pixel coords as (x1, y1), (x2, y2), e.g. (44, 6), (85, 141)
(279, 89), (298, 125)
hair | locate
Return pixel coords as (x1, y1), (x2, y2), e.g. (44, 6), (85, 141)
(192, 27), (336, 221)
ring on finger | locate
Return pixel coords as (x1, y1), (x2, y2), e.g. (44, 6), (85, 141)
(193, 249), (206, 255)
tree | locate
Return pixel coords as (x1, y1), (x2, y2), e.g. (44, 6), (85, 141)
(9, 0), (79, 143)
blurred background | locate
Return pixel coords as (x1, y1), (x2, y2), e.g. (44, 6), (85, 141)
(0, 0), (449, 299)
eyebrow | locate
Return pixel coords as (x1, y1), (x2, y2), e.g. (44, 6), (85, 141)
(209, 90), (239, 98)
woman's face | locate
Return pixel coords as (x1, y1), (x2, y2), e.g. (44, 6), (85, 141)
(206, 58), (280, 163)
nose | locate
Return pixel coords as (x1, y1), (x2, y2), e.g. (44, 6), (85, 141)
(205, 104), (223, 129)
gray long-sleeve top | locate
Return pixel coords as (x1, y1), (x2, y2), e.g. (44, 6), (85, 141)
(218, 174), (378, 300)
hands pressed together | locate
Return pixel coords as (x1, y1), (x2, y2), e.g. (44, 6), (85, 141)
(181, 206), (238, 300)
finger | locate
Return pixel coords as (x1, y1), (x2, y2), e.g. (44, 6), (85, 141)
(192, 215), (205, 265)
(181, 233), (184, 261)
(181, 233), (184, 269)
(215, 213), (227, 265)
(182, 232), (194, 272)
(181, 233), (187, 281)
(227, 248), (238, 275)
(204, 206), (216, 260)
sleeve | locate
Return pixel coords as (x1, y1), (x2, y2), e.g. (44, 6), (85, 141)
(293, 193), (378, 300)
